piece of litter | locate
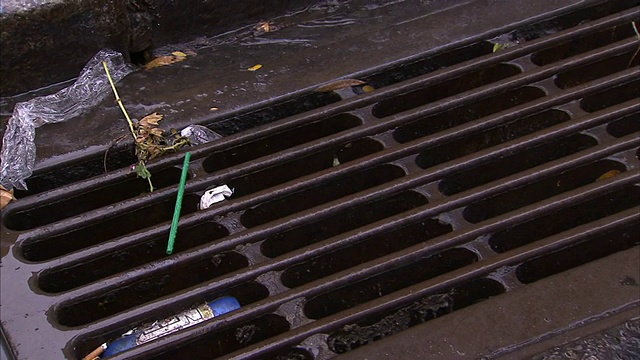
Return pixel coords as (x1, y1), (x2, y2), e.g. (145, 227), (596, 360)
(200, 185), (234, 209)
(209, 107), (219, 111)
(166, 152), (191, 255)
(247, 64), (263, 71)
(81, 343), (106, 360)
(180, 125), (222, 146)
(0, 49), (133, 190)
(96, 296), (240, 358)
(172, 51), (188, 57)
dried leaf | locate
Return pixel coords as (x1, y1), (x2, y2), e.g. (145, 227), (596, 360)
(315, 79), (367, 92)
(144, 56), (178, 70)
(172, 51), (188, 57)
(139, 112), (163, 127)
(596, 169), (621, 181)
(247, 64), (263, 71)
(362, 85), (375, 93)
(172, 55), (187, 63)
(149, 128), (164, 137)
(256, 21), (275, 33)
(0, 185), (16, 210)
(147, 146), (163, 159)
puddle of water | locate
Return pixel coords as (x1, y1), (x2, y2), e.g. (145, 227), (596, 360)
(150, 0), (455, 55)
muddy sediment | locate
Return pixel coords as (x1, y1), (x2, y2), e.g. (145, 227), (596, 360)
(327, 293), (453, 353)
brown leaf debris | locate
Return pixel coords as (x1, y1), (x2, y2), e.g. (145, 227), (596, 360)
(315, 79), (367, 92)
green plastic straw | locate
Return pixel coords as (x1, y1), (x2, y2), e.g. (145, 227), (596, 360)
(166, 152), (191, 254)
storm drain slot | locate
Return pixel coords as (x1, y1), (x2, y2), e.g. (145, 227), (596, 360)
(38, 221), (229, 293)
(415, 109), (570, 169)
(227, 138), (383, 199)
(363, 41), (494, 89)
(372, 63), (521, 119)
(303, 248), (477, 320)
(13, 92), (342, 198)
(580, 79), (639, 112)
(56, 253), (252, 327)
(71, 282), (271, 357)
(261, 191), (429, 258)
(209, 92), (341, 135)
(20, 194), (201, 261)
(5, 166), (186, 231)
(463, 159), (628, 223)
(3, 2), (640, 359)
(515, 223), (639, 284)
(393, 86), (546, 144)
(240, 164), (405, 228)
(281, 219), (453, 288)
(202, 113), (362, 172)
(438, 134), (598, 196)
(362, 0), (638, 91)
(606, 112), (640, 137)
(531, 23), (638, 66)
(262, 347), (314, 360)
(489, 185), (640, 253)
(326, 278), (505, 354)
(554, 48), (639, 89)
(149, 314), (290, 360)
(14, 148), (138, 198)
(504, 0), (639, 43)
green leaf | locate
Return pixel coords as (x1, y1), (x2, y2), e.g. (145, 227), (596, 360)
(135, 162), (152, 179)
(492, 43), (508, 52)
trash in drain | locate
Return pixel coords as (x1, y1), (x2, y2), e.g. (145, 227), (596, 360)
(180, 125), (223, 146)
(83, 296), (240, 359)
(199, 185), (234, 209)
(0, 49), (133, 190)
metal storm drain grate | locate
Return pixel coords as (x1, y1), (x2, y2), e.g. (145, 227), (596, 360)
(1, 1), (639, 359)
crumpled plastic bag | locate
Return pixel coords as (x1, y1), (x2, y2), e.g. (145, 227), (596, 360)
(0, 49), (134, 190)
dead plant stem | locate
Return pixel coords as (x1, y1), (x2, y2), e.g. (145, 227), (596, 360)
(102, 61), (136, 140)
(629, 21), (640, 68)
(102, 61), (154, 192)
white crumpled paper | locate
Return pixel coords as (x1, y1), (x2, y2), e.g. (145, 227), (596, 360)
(199, 185), (234, 210)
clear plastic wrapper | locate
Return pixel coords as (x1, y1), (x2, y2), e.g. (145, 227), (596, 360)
(180, 124), (223, 146)
(0, 49), (134, 190)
